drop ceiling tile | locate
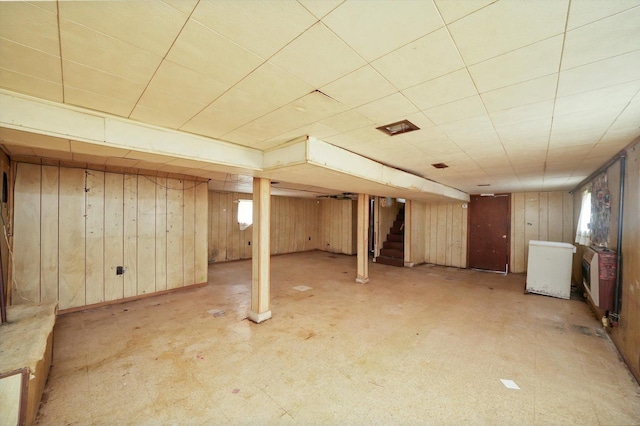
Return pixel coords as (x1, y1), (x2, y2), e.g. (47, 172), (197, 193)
(439, 114), (501, 147)
(469, 35), (563, 93)
(63, 60), (144, 108)
(555, 80), (640, 117)
(166, 19), (263, 86)
(297, 0), (344, 19)
(433, 0), (495, 24)
(557, 50), (640, 97)
(148, 60), (229, 106)
(480, 74), (558, 112)
(160, 0), (198, 15)
(0, 68), (63, 102)
(319, 110), (374, 134)
(495, 118), (551, 145)
(235, 62), (314, 107)
(424, 95), (486, 125)
(191, 1), (316, 58)
(131, 89), (206, 129)
(403, 69), (478, 110)
(59, 0), (188, 57)
(567, 0), (640, 30)
(0, 39), (61, 83)
(263, 122), (337, 148)
(609, 97), (640, 129)
(182, 87), (279, 138)
(490, 100), (554, 128)
(64, 86), (137, 117)
(372, 28), (464, 90)
(269, 22), (365, 87)
(320, 65), (397, 108)
(322, 0), (443, 61)
(449, 0), (568, 65)
(354, 93), (419, 124)
(0, 1), (59, 56)
(401, 112), (437, 130)
(400, 127), (455, 153)
(60, 19), (163, 83)
(562, 7), (640, 70)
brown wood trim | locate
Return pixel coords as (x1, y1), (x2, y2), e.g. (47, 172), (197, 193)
(57, 282), (208, 316)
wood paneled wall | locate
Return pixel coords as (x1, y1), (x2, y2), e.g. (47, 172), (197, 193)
(0, 150), (10, 300)
(319, 198), (357, 255)
(510, 192), (574, 273)
(208, 191), (320, 262)
(407, 201), (468, 268)
(12, 163), (208, 310)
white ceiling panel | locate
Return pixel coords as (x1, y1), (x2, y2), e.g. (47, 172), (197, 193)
(434, 0), (495, 24)
(319, 110), (374, 134)
(372, 28), (464, 90)
(191, 1), (316, 59)
(130, 89), (206, 129)
(320, 65), (397, 108)
(403, 69), (478, 110)
(567, 0), (640, 30)
(480, 74), (558, 112)
(160, 0), (198, 15)
(235, 62), (314, 107)
(0, 68), (63, 103)
(0, 39), (61, 83)
(354, 93), (419, 124)
(489, 100), (554, 128)
(59, 0), (188, 57)
(269, 22), (365, 88)
(147, 60), (229, 106)
(449, 0), (568, 65)
(469, 35), (563, 93)
(495, 118), (552, 145)
(0, 1), (59, 56)
(322, 0), (444, 61)
(424, 95), (486, 125)
(554, 80), (640, 116)
(562, 7), (640, 70)
(59, 19), (162, 83)
(557, 50), (640, 97)
(64, 86), (138, 117)
(166, 20), (263, 86)
(439, 114), (501, 148)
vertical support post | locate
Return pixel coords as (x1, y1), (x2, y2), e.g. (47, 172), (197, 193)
(249, 177), (271, 323)
(356, 193), (370, 284)
(404, 200), (413, 267)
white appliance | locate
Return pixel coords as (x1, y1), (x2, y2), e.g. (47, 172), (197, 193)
(526, 240), (576, 299)
(582, 247), (600, 306)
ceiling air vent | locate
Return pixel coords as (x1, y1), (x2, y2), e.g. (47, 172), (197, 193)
(431, 163), (448, 169)
(376, 119), (419, 136)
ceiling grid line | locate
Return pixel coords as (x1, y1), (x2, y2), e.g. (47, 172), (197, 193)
(126, 0), (201, 119)
(55, 0), (65, 103)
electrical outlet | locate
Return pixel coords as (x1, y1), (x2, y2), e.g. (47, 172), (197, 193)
(116, 266), (125, 275)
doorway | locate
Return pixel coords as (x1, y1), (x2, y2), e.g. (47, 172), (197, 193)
(468, 194), (511, 273)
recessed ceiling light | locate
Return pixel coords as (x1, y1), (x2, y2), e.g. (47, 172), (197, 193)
(431, 163), (448, 169)
(376, 119), (419, 136)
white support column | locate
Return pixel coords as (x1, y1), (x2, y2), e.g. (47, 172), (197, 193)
(248, 177), (272, 323)
(356, 193), (370, 284)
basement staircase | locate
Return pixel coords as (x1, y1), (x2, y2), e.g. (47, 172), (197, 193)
(375, 206), (405, 267)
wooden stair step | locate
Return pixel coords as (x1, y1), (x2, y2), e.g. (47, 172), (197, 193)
(375, 256), (404, 267)
(387, 234), (404, 242)
(380, 248), (404, 258)
(383, 241), (403, 250)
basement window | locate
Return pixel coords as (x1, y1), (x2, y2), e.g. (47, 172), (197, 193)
(238, 200), (253, 230)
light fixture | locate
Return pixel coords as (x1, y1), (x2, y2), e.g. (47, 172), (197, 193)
(431, 163), (448, 169)
(376, 119), (419, 136)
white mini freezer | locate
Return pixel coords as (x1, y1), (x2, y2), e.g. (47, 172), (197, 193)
(525, 240), (576, 299)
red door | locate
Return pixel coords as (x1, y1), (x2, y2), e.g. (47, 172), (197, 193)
(468, 194), (510, 272)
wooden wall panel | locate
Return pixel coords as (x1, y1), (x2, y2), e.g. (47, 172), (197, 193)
(58, 168), (86, 309)
(40, 166), (59, 303)
(319, 198), (356, 255)
(137, 176), (156, 295)
(85, 170), (105, 305)
(12, 164), (207, 310)
(104, 173), (124, 302)
(155, 177), (167, 292)
(207, 191), (322, 262)
(408, 200), (467, 268)
(510, 191), (574, 273)
(195, 182), (208, 284)
(183, 181), (195, 286)
(12, 163), (41, 304)
(166, 178), (183, 289)
(123, 175), (138, 298)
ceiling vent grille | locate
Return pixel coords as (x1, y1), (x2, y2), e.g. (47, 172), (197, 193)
(431, 163), (449, 169)
(376, 119), (419, 136)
